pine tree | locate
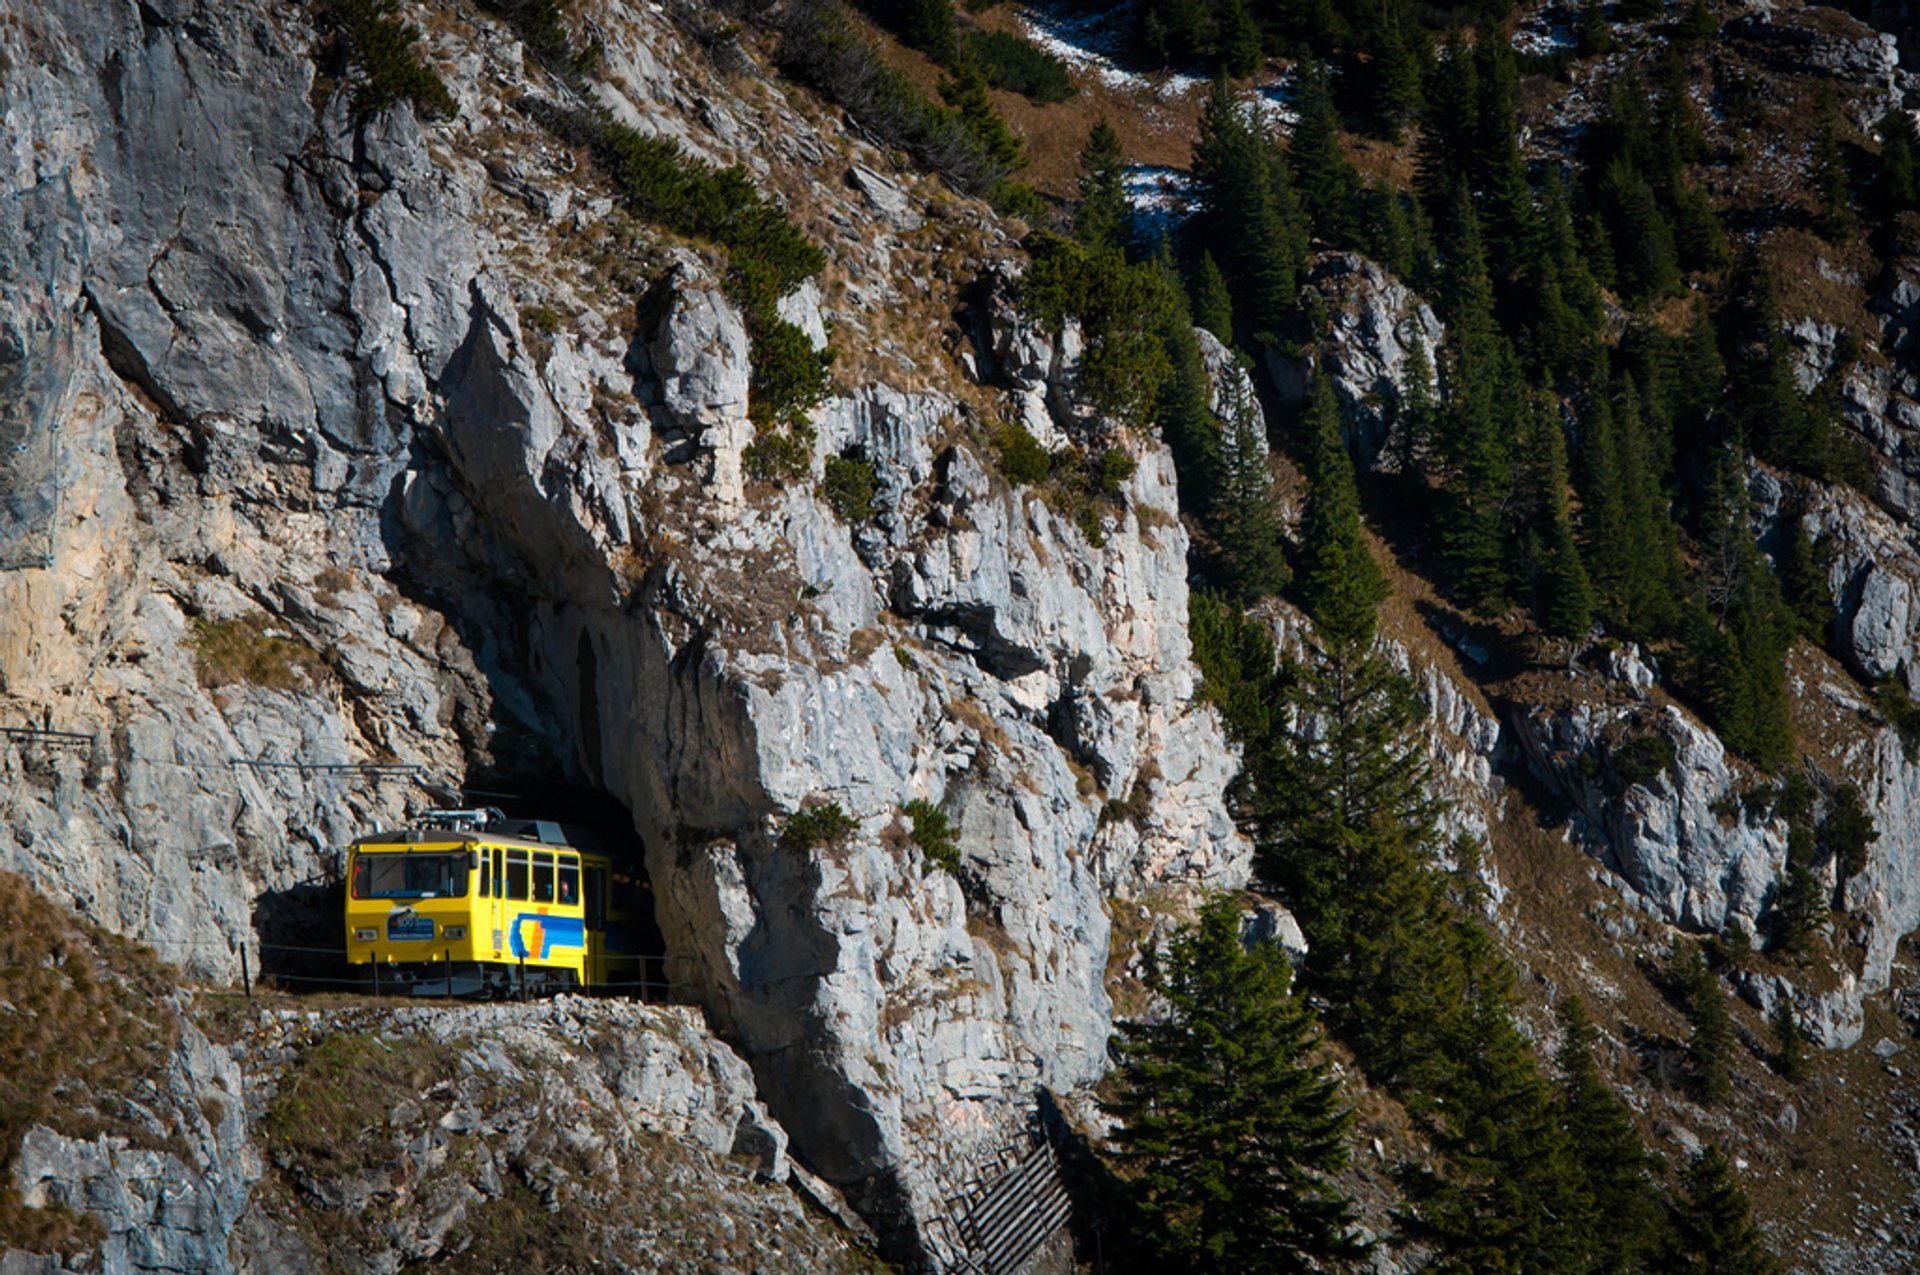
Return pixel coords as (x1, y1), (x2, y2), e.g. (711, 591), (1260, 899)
(1875, 108), (1920, 222)
(1771, 1001), (1810, 1084)
(1369, 13), (1423, 142)
(1218, 0), (1262, 77)
(1521, 394), (1595, 638)
(1298, 374), (1388, 649)
(1398, 929), (1595, 1275)
(1291, 60), (1362, 248)
(1100, 895), (1363, 1274)
(1776, 499), (1835, 643)
(1387, 327), (1438, 476)
(1812, 91), (1854, 241)
(1193, 75), (1303, 340)
(1190, 250), (1234, 346)
(1554, 997), (1667, 1274)
(1416, 33), (1478, 223)
(938, 57), (1024, 176)
(1470, 35), (1537, 282)
(1678, 944), (1734, 1103)
(1602, 159), (1680, 303)
(1576, 0), (1613, 56)
(1819, 783), (1879, 881)
(1074, 118), (1132, 252)
(1212, 365), (1291, 600)
(1772, 823), (1825, 955)
(1663, 1145), (1782, 1275)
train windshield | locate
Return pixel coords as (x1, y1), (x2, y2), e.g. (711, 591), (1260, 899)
(351, 852), (467, 900)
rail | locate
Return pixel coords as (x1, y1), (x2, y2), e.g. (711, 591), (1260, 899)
(0, 724), (92, 751)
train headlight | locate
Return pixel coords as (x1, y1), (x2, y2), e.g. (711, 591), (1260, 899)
(354, 928), (377, 942)
(443, 925), (466, 940)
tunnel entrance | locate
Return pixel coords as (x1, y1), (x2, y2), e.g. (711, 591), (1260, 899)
(252, 781), (667, 1000)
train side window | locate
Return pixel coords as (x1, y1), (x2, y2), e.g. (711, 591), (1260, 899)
(506, 850), (530, 901)
(477, 849), (490, 899)
(533, 852), (555, 903)
(558, 859), (579, 907)
(492, 848), (503, 900)
(585, 868), (605, 931)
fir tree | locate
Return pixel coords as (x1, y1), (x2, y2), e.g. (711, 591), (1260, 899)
(1554, 997), (1668, 1275)
(1602, 159), (1680, 303)
(1812, 91), (1854, 241)
(1101, 895), (1363, 1273)
(1470, 35), (1537, 282)
(1875, 108), (1920, 222)
(1298, 374), (1388, 649)
(1678, 944), (1734, 1104)
(1218, 0), (1262, 77)
(1663, 1145), (1782, 1275)
(1776, 499), (1835, 643)
(1819, 783), (1879, 881)
(1398, 928), (1595, 1275)
(1520, 394), (1595, 638)
(938, 56), (1025, 176)
(1416, 33), (1478, 224)
(1388, 327), (1438, 477)
(1212, 365), (1291, 601)
(1772, 823), (1825, 955)
(1074, 118), (1132, 252)
(1369, 13), (1423, 142)
(1190, 250), (1234, 346)
(1193, 75), (1303, 339)
(1291, 60), (1362, 248)
(1770, 1001), (1809, 1084)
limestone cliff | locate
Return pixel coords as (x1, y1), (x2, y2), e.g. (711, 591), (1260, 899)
(0, 0), (1247, 1268)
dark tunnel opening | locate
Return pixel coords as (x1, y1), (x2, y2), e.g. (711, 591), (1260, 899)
(251, 779), (667, 1000)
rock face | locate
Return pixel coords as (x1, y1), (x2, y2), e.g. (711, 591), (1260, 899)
(0, 0), (1247, 1266)
(1266, 252), (1443, 469)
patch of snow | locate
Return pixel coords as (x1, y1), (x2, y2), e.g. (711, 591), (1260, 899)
(1249, 68), (1299, 134)
(1512, 5), (1576, 58)
(1018, 2), (1207, 99)
(1124, 165), (1196, 239)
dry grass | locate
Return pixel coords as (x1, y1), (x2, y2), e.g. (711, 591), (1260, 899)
(0, 871), (182, 1256)
(263, 1032), (466, 1178)
(192, 614), (328, 692)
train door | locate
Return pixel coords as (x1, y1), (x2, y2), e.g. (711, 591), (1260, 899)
(584, 861), (608, 986)
(488, 845), (505, 963)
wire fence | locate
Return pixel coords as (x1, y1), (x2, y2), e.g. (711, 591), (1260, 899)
(177, 936), (683, 1004)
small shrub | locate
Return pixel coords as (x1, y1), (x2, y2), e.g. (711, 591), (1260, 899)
(744, 427), (815, 483)
(781, 801), (859, 850)
(522, 304), (562, 336)
(1876, 677), (1920, 762)
(332, 0), (458, 121)
(477, 0), (601, 81)
(901, 799), (960, 875)
(1076, 504), (1107, 547)
(1611, 731), (1677, 789)
(1818, 783), (1878, 881)
(1092, 446), (1136, 496)
(821, 454), (878, 524)
(993, 420), (1053, 485)
(966, 30), (1074, 102)
(748, 314), (834, 432)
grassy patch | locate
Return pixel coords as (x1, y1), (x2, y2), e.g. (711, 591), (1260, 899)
(263, 1032), (463, 1178)
(192, 615), (328, 692)
(0, 872), (182, 1256)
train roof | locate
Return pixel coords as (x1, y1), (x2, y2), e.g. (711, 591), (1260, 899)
(351, 817), (622, 854)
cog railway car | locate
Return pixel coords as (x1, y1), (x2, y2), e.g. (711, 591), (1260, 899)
(344, 808), (649, 997)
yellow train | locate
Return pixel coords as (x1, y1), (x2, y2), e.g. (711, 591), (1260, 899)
(344, 809), (650, 997)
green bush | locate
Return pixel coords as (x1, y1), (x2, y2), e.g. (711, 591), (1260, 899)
(1093, 446), (1137, 496)
(967, 30), (1074, 102)
(333, 0), (458, 120)
(748, 314), (834, 432)
(1610, 731), (1677, 789)
(1020, 233), (1174, 429)
(744, 428), (816, 483)
(781, 802), (859, 850)
(773, 0), (1023, 194)
(994, 420), (1053, 485)
(901, 799), (961, 875)
(477, 0), (601, 81)
(820, 454), (879, 523)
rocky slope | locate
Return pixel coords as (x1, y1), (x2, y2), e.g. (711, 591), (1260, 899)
(0, 0), (1248, 1268)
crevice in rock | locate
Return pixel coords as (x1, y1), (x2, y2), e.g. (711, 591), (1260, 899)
(84, 284), (189, 425)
